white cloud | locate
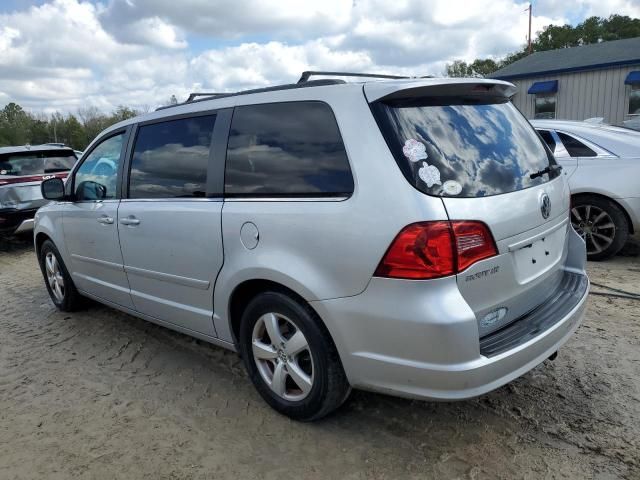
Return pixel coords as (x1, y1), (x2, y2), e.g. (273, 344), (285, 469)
(0, 0), (636, 114)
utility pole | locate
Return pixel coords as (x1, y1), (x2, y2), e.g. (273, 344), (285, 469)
(527, 3), (533, 54)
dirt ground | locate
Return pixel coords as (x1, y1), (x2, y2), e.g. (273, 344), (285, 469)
(0, 236), (638, 480)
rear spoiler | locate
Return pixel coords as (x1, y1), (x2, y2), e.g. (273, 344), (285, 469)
(364, 78), (517, 103)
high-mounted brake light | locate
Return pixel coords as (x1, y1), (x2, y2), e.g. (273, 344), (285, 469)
(374, 221), (497, 280)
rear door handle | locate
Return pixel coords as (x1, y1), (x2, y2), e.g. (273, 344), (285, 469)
(120, 216), (140, 226)
(97, 215), (114, 225)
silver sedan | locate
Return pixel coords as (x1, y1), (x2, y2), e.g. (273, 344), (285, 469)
(532, 119), (640, 260)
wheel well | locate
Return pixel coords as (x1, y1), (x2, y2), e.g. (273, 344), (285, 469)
(572, 193), (634, 234)
(228, 279), (319, 347)
(35, 232), (51, 256)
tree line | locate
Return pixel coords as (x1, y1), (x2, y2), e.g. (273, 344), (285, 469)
(0, 94), (179, 151)
(0, 102), (146, 151)
(446, 14), (640, 77)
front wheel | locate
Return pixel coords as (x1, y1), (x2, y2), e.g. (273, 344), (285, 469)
(571, 196), (629, 261)
(239, 291), (351, 421)
(39, 240), (83, 311)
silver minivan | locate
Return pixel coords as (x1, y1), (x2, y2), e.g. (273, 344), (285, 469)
(35, 73), (589, 420)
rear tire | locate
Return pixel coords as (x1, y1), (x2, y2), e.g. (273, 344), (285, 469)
(38, 239), (84, 311)
(571, 195), (629, 261)
(238, 291), (351, 421)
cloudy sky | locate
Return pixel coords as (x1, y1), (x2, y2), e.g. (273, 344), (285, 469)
(1, 0), (638, 113)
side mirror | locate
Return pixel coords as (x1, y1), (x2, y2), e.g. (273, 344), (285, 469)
(41, 177), (66, 200)
(76, 180), (107, 201)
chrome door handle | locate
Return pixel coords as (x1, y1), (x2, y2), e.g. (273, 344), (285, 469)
(97, 215), (114, 224)
(120, 216), (140, 226)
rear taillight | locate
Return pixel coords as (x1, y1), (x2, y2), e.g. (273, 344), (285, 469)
(374, 221), (497, 280)
(451, 221), (497, 271)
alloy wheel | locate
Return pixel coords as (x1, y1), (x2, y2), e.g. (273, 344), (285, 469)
(251, 312), (314, 401)
(571, 204), (616, 255)
(45, 252), (65, 302)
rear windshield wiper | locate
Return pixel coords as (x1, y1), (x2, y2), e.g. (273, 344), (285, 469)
(530, 164), (562, 179)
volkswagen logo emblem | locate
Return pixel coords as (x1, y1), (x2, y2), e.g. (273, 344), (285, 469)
(540, 193), (551, 219)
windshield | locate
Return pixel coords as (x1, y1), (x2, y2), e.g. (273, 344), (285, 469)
(372, 96), (558, 198)
(0, 151), (77, 176)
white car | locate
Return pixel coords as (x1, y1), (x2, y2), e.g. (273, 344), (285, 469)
(532, 120), (640, 260)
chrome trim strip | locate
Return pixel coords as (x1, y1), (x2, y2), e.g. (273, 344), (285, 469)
(508, 217), (569, 252)
(14, 218), (34, 233)
(73, 272), (132, 294)
(119, 198), (222, 203)
(129, 288), (212, 316)
(71, 254), (124, 270)
(124, 265), (211, 290)
(72, 199), (120, 204)
(224, 196), (350, 202)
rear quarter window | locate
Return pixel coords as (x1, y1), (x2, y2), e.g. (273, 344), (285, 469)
(557, 132), (597, 157)
(372, 97), (559, 198)
(225, 101), (354, 197)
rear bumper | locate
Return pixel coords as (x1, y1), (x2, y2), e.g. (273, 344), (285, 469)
(311, 230), (589, 401)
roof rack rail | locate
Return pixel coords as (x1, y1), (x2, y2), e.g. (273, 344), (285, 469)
(298, 71), (410, 83)
(186, 92), (225, 102)
(155, 79), (346, 111)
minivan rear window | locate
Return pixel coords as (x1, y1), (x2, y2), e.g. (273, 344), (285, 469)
(372, 97), (559, 198)
(0, 151), (76, 176)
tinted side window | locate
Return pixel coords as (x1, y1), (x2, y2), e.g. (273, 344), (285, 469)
(74, 133), (124, 200)
(129, 115), (216, 199)
(557, 132), (597, 157)
(225, 102), (353, 196)
(0, 151), (76, 176)
(537, 130), (556, 151)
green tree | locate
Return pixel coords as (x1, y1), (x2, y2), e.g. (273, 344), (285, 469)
(445, 14), (640, 78)
(0, 103), (31, 145)
(0, 103), (143, 150)
(111, 105), (138, 123)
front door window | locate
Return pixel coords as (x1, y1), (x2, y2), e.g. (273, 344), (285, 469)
(73, 133), (124, 200)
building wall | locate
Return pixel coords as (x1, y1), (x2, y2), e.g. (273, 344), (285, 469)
(507, 64), (640, 125)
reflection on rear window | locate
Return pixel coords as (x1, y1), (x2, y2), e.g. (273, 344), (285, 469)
(0, 151), (76, 176)
(373, 97), (558, 198)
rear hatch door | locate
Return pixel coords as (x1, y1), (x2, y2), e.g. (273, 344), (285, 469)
(367, 79), (570, 336)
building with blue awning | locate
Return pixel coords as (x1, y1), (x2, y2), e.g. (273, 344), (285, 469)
(491, 37), (640, 126)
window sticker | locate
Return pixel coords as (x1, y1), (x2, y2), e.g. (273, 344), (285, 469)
(443, 180), (462, 196)
(418, 161), (441, 188)
(402, 139), (428, 163)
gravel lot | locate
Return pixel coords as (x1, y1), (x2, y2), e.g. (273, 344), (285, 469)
(0, 236), (639, 479)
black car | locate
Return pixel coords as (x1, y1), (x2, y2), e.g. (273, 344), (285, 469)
(0, 145), (77, 236)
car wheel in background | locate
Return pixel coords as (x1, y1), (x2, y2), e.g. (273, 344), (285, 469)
(239, 291), (351, 421)
(38, 239), (84, 311)
(571, 195), (629, 261)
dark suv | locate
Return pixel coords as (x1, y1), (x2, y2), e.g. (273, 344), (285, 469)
(0, 145), (77, 235)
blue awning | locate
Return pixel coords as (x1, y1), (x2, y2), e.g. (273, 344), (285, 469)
(528, 80), (558, 94)
(624, 71), (640, 85)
